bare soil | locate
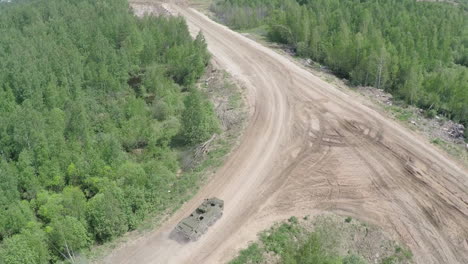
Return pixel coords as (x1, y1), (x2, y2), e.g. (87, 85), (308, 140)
(103, 2), (468, 264)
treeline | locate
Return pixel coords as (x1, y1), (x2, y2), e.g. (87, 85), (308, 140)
(212, 0), (468, 131)
(0, 0), (218, 263)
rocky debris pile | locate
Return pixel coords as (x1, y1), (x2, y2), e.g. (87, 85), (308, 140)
(443, 122), (465, 140)
(449, 123), (465, 139)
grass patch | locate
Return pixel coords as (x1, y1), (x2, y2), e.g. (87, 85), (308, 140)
(381, 246), (412, 264)
(385, 105), (414, 121)
(431, 138), (444, 145)
(229, 215), (413, 264)
(431, 137), (468, 162)
(343, 255), (367, 264)
(230, 243), (264, 264)
(231, 220), (347, 264)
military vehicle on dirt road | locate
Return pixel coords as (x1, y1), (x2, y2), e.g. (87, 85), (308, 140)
(175, 198), (224, 241)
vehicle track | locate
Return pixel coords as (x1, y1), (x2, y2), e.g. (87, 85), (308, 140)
(104, 3), (468, 263)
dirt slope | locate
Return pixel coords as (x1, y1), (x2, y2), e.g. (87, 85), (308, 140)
(104, 3), (468, 264)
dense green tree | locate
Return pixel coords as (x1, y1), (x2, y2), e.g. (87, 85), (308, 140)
(0, 226), (50, 264)
(181, 89), (220, 145)
(0, 0), (215, 261)
(0, 201), (35, 240)
(0, 161), (19, 210)
(61, 186), (87, 222)
(86, 187), (128, 242)
(35, 191), (64, 223)
(213, 0), (468, 128)
(46, 216), (91, 261)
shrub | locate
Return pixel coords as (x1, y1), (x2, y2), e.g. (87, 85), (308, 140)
(229, 243), (264, 264)
(181, 89), (220, 145)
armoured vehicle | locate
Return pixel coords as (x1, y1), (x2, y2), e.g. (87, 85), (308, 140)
(175, 198), (224, 241)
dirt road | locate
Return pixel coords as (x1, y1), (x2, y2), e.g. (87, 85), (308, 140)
(104, 3), (468, 263)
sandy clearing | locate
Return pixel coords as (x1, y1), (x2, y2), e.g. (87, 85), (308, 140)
(104, 3), (468, 264)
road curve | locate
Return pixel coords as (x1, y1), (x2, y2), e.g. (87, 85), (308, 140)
(104, 4), (468, 264)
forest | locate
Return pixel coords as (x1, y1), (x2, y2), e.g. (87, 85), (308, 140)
(0, 0), (219, 263)
(212, 0), (468, 136)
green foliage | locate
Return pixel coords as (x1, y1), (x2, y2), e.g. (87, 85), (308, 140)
(0, 0), (215, 261)
(36, 191), (64, 223)
(285, 233), (342, 264)
(381, 246), (413, 264)
(431, 138), (444, 145)
(229, 243), (264, 264)
(424, 109), (437, 119)
(181, 88), (220, 145)
(260, 222), (302, 255)
(0, 201), (35, 239)
(166, 32), (211, 86)
(46, 216), (91, 260)
(214, 0), (468, 129)
(86, 187), (128, 242)
(0, 161), (19, 209)
(61, 186), (87, 221)
(231, 218), (376, 264)
(343, 255), (366, 264)
(0, 225), (50, 264)
(259, 222), (342, 264)
(289, 216), (299, 224)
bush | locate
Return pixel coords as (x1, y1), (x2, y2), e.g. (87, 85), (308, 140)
(289, 216), (299, 224)
(424, 109), (437, 119)
(86, 189), (128, 242)
(181, 89), (220, 145)
(46, 216), (91, 260)
(0, 226), (50, 264)
(343, 255), (366, 264)
(229, 243), (264, 264)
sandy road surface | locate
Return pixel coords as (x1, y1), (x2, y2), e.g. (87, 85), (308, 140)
(104, 3), (468, 263)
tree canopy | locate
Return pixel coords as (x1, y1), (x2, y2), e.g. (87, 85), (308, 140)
(0, 0), (217, 262)
(212, 0), (468, 128)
